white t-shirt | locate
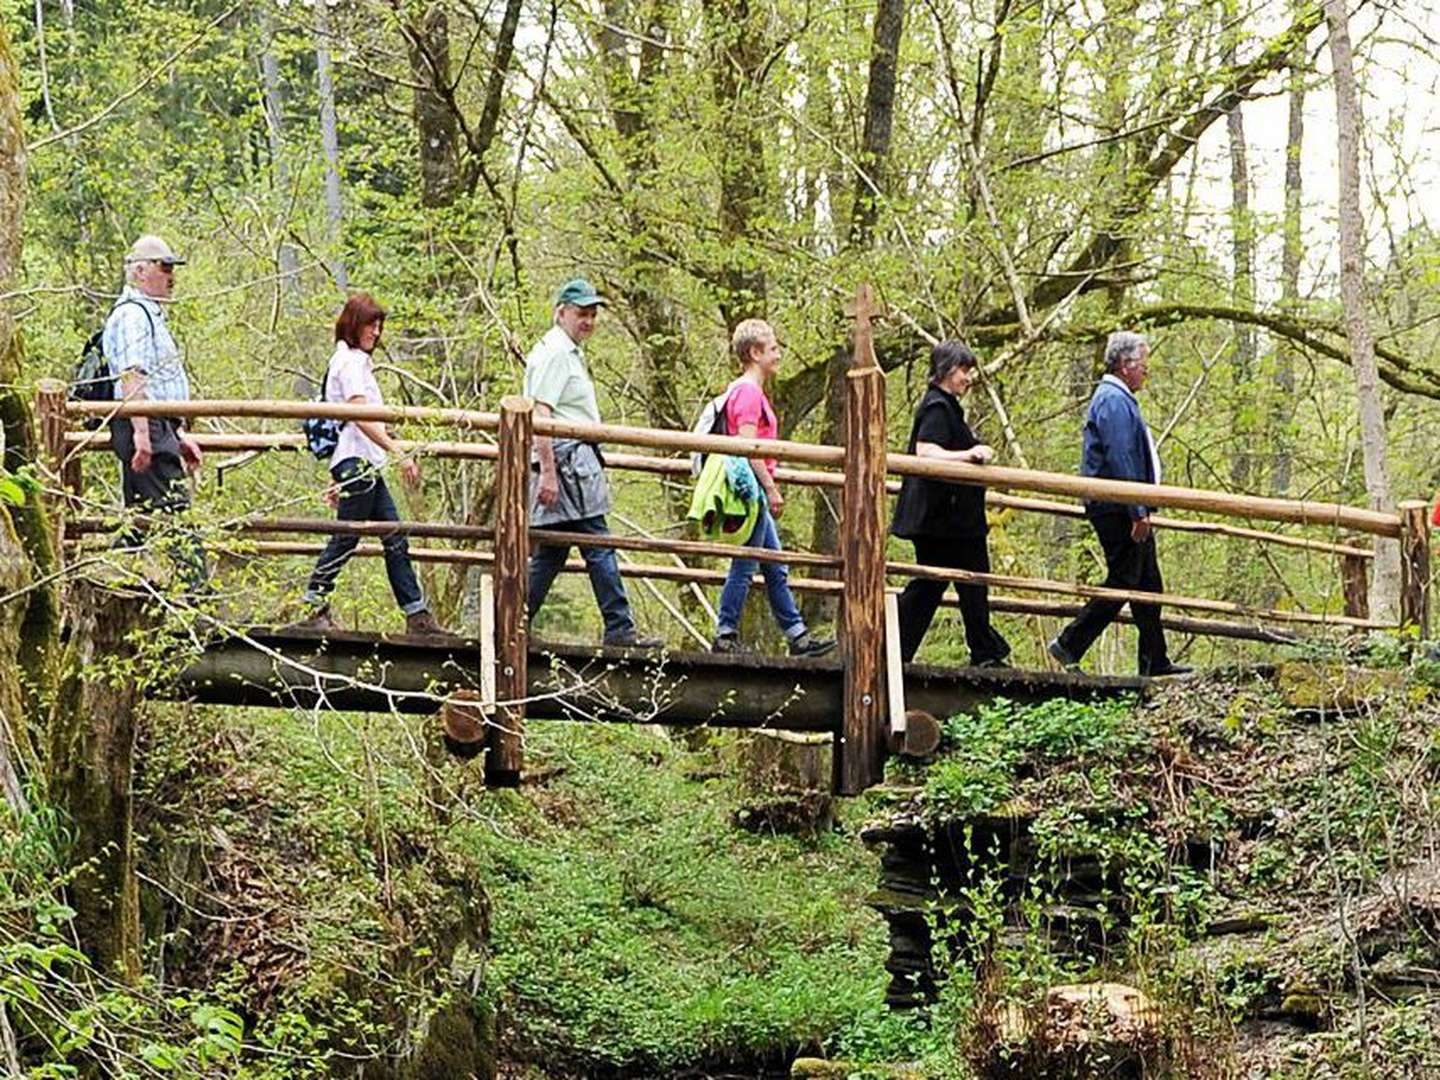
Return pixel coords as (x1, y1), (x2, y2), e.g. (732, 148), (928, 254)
(325, 342), (387, 468)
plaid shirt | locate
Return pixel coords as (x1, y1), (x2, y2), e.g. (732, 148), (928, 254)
(102, 286), (190, 403)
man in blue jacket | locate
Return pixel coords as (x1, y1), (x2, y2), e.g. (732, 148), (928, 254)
(1048, 332), (1191, 677)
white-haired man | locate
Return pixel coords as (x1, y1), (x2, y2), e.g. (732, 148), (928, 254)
(1048, 331), (1190, 677)
(103, 234), (207, 585)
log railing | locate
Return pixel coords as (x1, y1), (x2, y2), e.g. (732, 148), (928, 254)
(35, 291), (1434, 791)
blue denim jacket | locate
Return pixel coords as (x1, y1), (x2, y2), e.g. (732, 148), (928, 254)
(1081, 375), (1156, 521)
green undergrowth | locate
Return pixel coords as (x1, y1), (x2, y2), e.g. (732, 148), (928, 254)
(10, 702), (895, 1077)
(463, 721), (888, 1075)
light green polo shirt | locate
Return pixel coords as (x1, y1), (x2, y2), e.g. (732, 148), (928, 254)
(523, 325), (602, 423)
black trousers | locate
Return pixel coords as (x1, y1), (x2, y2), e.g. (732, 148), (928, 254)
(897, 535), (1010, 664)
(1057, 512), (1170, 673)
(109, 417), (208, 590)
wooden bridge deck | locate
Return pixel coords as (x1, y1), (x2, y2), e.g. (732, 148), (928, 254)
(166, 628), (1148, 729)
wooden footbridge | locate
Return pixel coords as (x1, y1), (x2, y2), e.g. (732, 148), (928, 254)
(33, 294), (1433, 794)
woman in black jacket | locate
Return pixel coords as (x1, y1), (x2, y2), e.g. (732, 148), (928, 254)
(891, 340), (1010, 666)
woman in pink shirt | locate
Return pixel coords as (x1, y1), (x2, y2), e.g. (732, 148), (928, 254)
(712, 319), (835, 657)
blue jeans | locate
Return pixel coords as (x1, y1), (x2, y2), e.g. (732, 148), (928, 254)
(302, 458), (427, 615)
(717, 504), (806, 640)
(528, 515), (637, 641)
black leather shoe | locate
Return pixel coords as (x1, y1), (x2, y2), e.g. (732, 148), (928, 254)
(1047, 637), (1081, 671)
(1143, 662), (1194, 678)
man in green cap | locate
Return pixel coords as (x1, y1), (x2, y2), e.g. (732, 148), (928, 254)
(524, 278), (659, 648)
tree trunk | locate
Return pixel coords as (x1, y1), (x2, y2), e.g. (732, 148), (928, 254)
(46, 583), (150, 983)
(1324, 0), (1400, 617)
(1225, 38), (1255, 496)
(315, 0), (347, 287)
(1272, 35), (1305, 497)
(408, 3), (460, 209)
(0, 20), (58, 754)
(806, 0), (906, 621)
(1223, 27), (1256, 600)
(703, 0), (769, 325)
(258, 6), (301, 314)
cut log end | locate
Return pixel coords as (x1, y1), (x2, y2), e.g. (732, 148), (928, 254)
(442, 692), (487, 745)
(897, 709), (942, 759)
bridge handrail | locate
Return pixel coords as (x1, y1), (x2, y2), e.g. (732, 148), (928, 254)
(64, 429), (1378, 560)
(66, 397), (1401, 537)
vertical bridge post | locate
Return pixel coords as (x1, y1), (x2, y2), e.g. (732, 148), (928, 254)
(1340, 543), (1369, 621)
(1399, 500), (1430, 640)
(489, 396), (532, 786)
(35, 379), (71, 560)
(835, 285), (888, 796)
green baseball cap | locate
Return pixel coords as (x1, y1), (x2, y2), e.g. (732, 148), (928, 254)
(555, 278), (606, 308)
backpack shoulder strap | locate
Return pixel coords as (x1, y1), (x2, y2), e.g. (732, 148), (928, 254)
(109, 296), (156, 332)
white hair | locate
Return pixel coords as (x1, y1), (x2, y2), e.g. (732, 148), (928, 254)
(1104, 331), (1148, 371)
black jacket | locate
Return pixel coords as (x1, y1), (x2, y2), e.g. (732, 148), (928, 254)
(891, 386), (988, 539)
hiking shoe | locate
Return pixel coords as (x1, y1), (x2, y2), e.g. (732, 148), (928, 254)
(972, 656), (1012, 670)
(285, 607), (335, 634)
(604, 631), (663, 650)
(711, 631), (743, 654)
(1143, 661), (1194, 678)
(1047, 637), (1082, 672)
(789, 632), (837, 658)
(405, 610), (455, 637)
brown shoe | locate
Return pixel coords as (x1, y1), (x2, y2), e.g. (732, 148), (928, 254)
(285, 607), (336, 633)
(405, 610), (454, 637)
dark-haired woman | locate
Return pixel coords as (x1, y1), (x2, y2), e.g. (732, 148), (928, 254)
(891, 340), (1010, 666)
(292, 292), (449, 635)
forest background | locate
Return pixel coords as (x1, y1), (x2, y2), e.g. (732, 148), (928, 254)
(3, 0), (1440, 1076)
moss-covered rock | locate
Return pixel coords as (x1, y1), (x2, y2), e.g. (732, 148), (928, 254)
(1273, 660), (1403, 712)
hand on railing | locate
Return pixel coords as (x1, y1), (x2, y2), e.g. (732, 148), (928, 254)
(969, 443), (995, 465)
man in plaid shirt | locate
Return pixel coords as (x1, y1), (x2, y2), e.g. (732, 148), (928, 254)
(103, 234), (207, 586)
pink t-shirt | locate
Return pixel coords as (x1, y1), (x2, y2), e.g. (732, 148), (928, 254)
(724, 377), (778, 478)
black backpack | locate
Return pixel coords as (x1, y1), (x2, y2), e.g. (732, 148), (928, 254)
(70, 299), (151, 429)
(302, 360), (343, 460)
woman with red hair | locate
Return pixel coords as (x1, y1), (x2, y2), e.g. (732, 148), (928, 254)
(292, 293), (449, 635)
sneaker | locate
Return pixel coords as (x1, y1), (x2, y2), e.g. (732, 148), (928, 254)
(789, 632), (837, 659)
(711, 631), (743, 654)
(1143, 661), (1194, 678)
(285, 607), (335, 634)
(972, 656), (1012, 670)
(405, 610), (456, 637)
(1047, 637), (1081, 672)
(604, 631), (663, 650)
